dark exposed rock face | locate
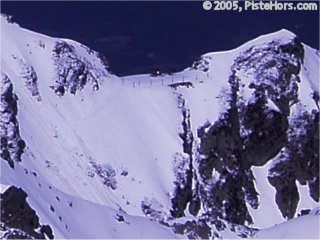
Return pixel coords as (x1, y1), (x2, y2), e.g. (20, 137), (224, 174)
(177, 36), (318, 229)
(196, 78), (258, 225)
(268, 108), (319, 219)
(234, 37), (318, 220)
(240, 97), (289, 167)
(0, 186), (54, 239)
(172, 218), (212, 239)
(170, 94), (199, 218)
(0, 73), (26, 168)
(51, 41), (108, 96)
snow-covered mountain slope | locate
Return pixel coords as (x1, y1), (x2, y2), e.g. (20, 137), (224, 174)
(253, 207), (320, 239)
(1, 14), (319, 239)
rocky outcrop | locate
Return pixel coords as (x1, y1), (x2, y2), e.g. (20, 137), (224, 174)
(170, 216), (258, 239)
(234, 37), (304, 169)
(268, 108), (319, 219)
(18, 59), (41, 101)
(196, 86), (258, 225)
(192, 36), (315, 227)
(191, 56), (211, 72)
(51, 41), (108, 96)
(0, 186), (54, 239)
(170, 94), (201, 218)
(0, 73), (26, 168)
(172, 218), (212, 239)
(89, 161), (117, 190)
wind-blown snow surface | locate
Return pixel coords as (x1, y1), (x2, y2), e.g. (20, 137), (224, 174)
(1, 15), (319, 239)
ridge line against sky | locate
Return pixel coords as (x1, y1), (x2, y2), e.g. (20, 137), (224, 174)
(1, 1), (319, 75)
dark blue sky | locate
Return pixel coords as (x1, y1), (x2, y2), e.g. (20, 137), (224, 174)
(1, 1), (319, 76)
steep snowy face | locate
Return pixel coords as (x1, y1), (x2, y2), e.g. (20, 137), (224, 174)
(1, 14), (319, 239)
(1, 15), (182, 238)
